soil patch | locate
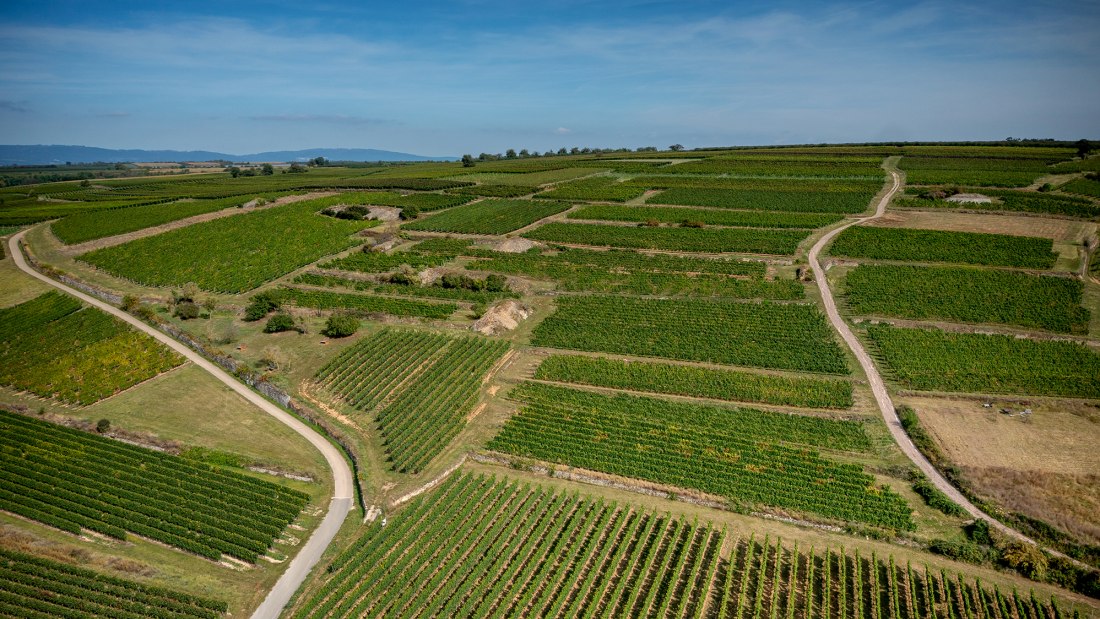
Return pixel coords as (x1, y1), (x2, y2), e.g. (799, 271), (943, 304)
(472, 300), (531, 335)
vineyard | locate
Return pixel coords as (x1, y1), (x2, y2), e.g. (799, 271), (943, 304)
(535, 176), (647, 202)
(1061, 177), (1100, 198)
(403, 198), (572, 234)
(648, 188), (875, 214)
(449, 168), (598, 186)
(709, 536), (1069, 619)
(899, 156), (1061, 187)
(624, 175), (883, 192)
(80, 196), (375, 292)
(653, 155), (886, 178)
(489, 383), (910, 528)
(867, 325), (1100, 398)
(828, 226), (1058, 268)
(447, 183), (538, 197)
(292, 474), (724, 619)
(893, 190), (1100, 219)
(531, 295), (849, 373)
(569, 204), (845, 229)
(845, 264), (1090, 333)
(523, 222), (811, 255)
(319, 248), (453, 273)
(0, 410), (310, 562)
(534, 355), (853, 409)
(316, 329), (508, 472)
(0, 548), (228, 618)
(274, 287), (458, 320)
(0, 292), (182, 405)
(294, 272), (519, 304)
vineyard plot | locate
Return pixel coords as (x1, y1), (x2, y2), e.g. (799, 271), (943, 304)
(291, 473), (723, 619)
(0, 292), (182, 405)
(0, 410), (310, 562)
(523, 221), (811, 255)
(648, 187), (875, 214)
(531, 295), (848, 374)
(844, 264), (1090, 334)
(867, 325), (1100, 399)
(315, 329), (509, 473)
(0, 548), (228, 618)
(828, 225), (1057, 269)
(403, 198), (572, 235)
(275, 287), (457, 320)
(534, 355), (853, 409)
(569, 203), (845, 229)
(489, 383), (909, 529)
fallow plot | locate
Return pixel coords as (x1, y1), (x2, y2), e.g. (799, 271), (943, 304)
(531, 295), (848, 374)
(523, 221), (810, 255)
(489, 383), (907, 529)
(0, 410), (310, 562)
(403, 198), (571, 235)
(828, 225), (1057, 268)
(845, 264), (1090, 333)
(867, 324), (1100, 398)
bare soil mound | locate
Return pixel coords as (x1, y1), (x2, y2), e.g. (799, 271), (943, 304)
(472, 300), (531, 335)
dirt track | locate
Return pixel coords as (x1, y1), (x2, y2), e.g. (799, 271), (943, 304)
(807, 171), (1065, 554)
(8, 229), (355, 619)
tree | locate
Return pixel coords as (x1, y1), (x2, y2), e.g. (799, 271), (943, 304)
(286, 162), (307, 173)
(519, 149), (530, 157)
(96, 419), (111, 433)
(569, 147), (580, 155)
(505, 148), (517, 159)
(264, 312), (301, 333)
(461, 154), (476, 167)
(226, 166), (242, 178)
(557, 147), (567, 155)
(1076, 139), (1093, 158)
(260, 163), (274, 175)
(669, 144), (685, 152)
(322, 313), (360, 338)
(309, 156), (328, 167)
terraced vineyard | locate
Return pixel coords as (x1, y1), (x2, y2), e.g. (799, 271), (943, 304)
(867, 324), (1100, 398)
(535, 176), (647, 202)
(829, 226), (1057, 268)
(0, 548), (228, 618)
(319, 248), (453, 273)
(899, 155), (1059, 187)
(275, 287), (458, 320)
(292, 473), (724, 619)
(893, 189), (1100, 218)
(0, 292), (182, 405)
(531, 295), (848, 373)
(523, 221), (811, 255)
(80, 196), (376, 292)
(534, 355), (854, 409)
(403, 198), (572, 234)
(649, 187), (875, 213)
(569, 204), (845, 228)
(653, 155), (885, 178)
(489, 383), (908, 528)
(316, 329), (508, 472)
(845, 264), (1090, 333)
(294, 272), (519, 304)
(0, 410), (310, 562)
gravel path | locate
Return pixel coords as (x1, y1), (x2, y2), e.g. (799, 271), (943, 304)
(807, 171), (1049, 548)
(8, 229), (355, 619)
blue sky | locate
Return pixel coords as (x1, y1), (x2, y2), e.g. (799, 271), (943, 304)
(1, 1), (1097, 156)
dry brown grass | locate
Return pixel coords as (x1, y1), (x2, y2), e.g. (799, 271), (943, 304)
(963, 467), (1100, 545)
(903, 395), (1100, 544)
(873, 210), (1094, 243)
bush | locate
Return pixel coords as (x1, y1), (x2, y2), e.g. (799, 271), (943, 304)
(485, 273), (507, 292)
(400, 205), (420, 220)
(121, 294), (140, 313)
(174, 301), (201, 320)
(1000, 541), (1048, 580)
(244, 291), (280, 321)
(681, 220), (705, 228)
(95, 419), (110, 433)
(322, 314), (360, 338)
(928, 538), (990, 564)
(911, 473), (966, 516)
(263, 312), (301, 333)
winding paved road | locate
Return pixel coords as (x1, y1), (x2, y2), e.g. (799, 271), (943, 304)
(807, 171), (1046, 548)
(7, 230), (355, 619)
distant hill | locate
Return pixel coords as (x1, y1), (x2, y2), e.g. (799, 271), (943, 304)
(0, 145), (455, 165)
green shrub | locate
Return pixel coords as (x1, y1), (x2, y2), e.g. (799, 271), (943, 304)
(263, 312), (300, 333)
(322, 314), (360, 338)
(174, 301), (201, 320)
(244, 291), (280, 321)
(95, 419), (110, 433)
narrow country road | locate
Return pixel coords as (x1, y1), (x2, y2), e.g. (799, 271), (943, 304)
(8, 229), (355, 619)
(807, 171), (1049, 549)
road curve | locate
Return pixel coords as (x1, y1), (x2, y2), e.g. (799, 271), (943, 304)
(807, 172), (1044, 547)
(7, 230), (355, 619)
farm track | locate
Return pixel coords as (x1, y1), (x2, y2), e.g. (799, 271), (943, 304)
(8, 228), (356, 619)
(808, 171), (1079, 561)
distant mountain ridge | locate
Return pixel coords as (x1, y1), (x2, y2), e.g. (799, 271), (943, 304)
(0, 145), (456, 165)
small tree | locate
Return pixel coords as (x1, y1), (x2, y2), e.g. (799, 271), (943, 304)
(226, 166), (241, 178)
(461, 154), (475, 168)
(505, 148), (517, 159)
(322, 313), (360, 338)
(669, 144), (685, 152)
(518, 149), (529, 158)
(263, 312), (301, 333)
(174, 301), (201, 320)
(96, 419), (111, 433)
(121, 294), (140, 313)
(1076, 139), (1093, 158)
(260, 163), (274, 175)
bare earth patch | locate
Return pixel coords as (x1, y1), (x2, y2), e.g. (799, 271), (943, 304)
(492, 237), (543, 253)
(873, 210), (1093, 243)
(472, 300), (531, 335)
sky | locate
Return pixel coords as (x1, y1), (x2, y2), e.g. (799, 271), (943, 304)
(0, 1), (1098, 156)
